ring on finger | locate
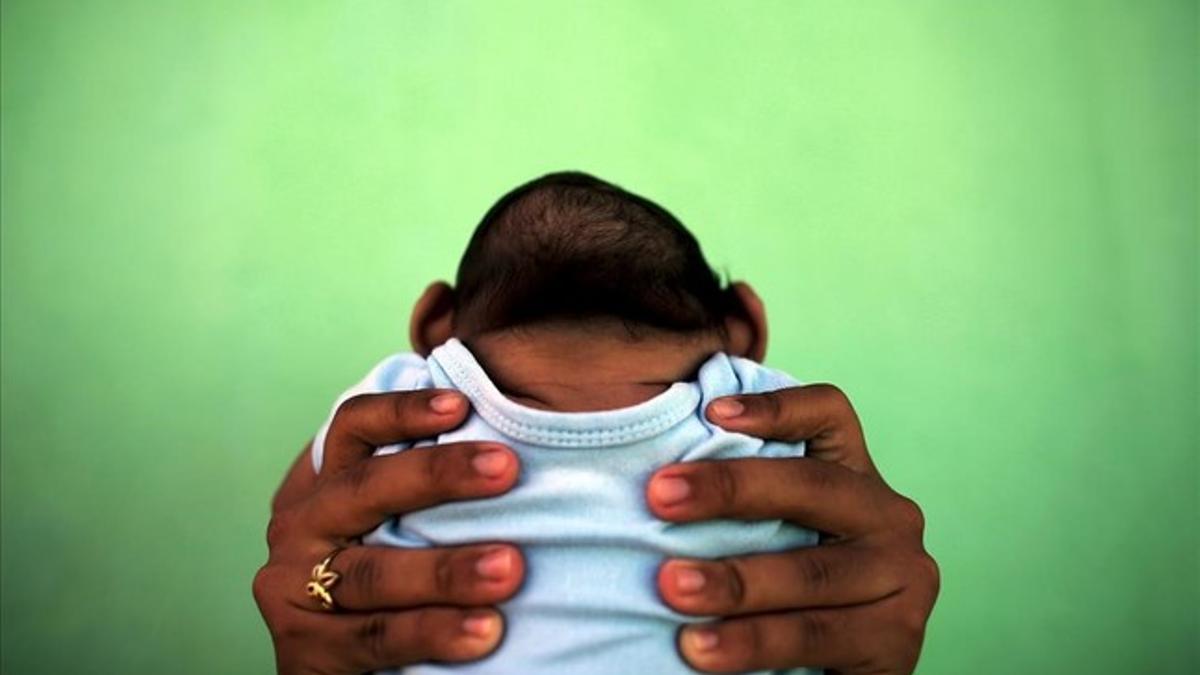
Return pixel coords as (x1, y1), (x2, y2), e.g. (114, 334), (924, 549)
(305, 548), (345, 611)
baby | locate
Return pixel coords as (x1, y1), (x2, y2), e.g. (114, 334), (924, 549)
(312, 172), (819, 675)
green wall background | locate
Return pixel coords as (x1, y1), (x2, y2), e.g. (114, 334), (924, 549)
(2, 1), (1196, 673)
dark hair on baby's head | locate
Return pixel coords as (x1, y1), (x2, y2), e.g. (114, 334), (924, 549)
(454, 171), (731, 336)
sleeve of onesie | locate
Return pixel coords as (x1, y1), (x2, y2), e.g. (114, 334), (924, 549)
(309, 352), (433, 474)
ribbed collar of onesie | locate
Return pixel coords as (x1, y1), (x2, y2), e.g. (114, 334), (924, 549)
(429, 338), (703, 448)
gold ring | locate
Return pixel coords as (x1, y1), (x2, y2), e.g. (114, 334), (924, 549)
(305, 548), (344, 611)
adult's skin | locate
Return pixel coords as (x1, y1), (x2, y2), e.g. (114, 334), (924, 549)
(254, 386), (938, 674)
(254, 389), (525, 673)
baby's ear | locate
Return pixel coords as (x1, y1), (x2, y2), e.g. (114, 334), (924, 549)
(722, 281), (768, 362)
(409, 282), (457, 356)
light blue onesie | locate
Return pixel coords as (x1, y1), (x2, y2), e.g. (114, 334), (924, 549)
(312, 338), (820, 675)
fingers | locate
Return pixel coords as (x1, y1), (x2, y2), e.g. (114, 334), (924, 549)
(658, 544), (906, 617)
(706, 384), (876, 475)
(301, 442), (519, 539)
(258, 389), (525, 674)
(346, 607), (505, 671)
(647, 457), (887, 536)
(322, 390), (471, 474)
(676, 601), (919, 674)
(677, 608), (851, 673)
(276, 607), (505, 674)
(253, 550), (511, 667)
(325, 545), (525, 611)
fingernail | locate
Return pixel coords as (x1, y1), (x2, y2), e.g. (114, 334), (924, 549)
(651, 475), (692, 506)
(471, 448), (511, 478)
(461, 610), (497, 637)
(430, 393), (464, 414)
(710, 398), (745, 419)
(673, 564), (706, 593)
(684, 626), (720, 653)
(475, 547), (513, 580)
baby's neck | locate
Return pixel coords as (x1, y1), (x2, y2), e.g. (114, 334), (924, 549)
(463, 324), (722, 412)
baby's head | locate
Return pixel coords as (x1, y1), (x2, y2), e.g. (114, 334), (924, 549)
(409, 171), (767, 363)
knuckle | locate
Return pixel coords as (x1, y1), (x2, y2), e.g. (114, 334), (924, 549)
(709, 461), (740, 509)
(332, 394), (369, 429)
(900, 604), (931, 641)
(803, 463), (839, 494)
(742, 620), (766, 664)
(434, 550), (456, 599)
(339, 460), (374, 501)
(253, 566), (305, 640)
(917, 552), (941, 596)
(344, 552), (383, 600)
(814, 382), (851, 408)
(893, 495), (926, 534)
(424, 447), (458, 494)
(251, 564), (278, 609)
(358, 613), (392, 665)
(720, 559), (748, 609)
(265, 512), (294, 550)
(389, 391), (421, 426)
(760, 390), (785, 423)
(796, 612), (830, 647)
(813, 383), (858, 430)
(795, 553), (833, 592)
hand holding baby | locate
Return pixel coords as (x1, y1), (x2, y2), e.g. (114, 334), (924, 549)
(651, 385), (939, 673)
(254, 384), (937, 674)
(254, 389), (523, 673)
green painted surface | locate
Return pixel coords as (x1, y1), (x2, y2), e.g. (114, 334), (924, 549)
(2, 2), (1195, 673)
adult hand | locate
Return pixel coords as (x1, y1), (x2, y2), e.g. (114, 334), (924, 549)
(648, 384), (939, 674)
(253, 390), (525, 675)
